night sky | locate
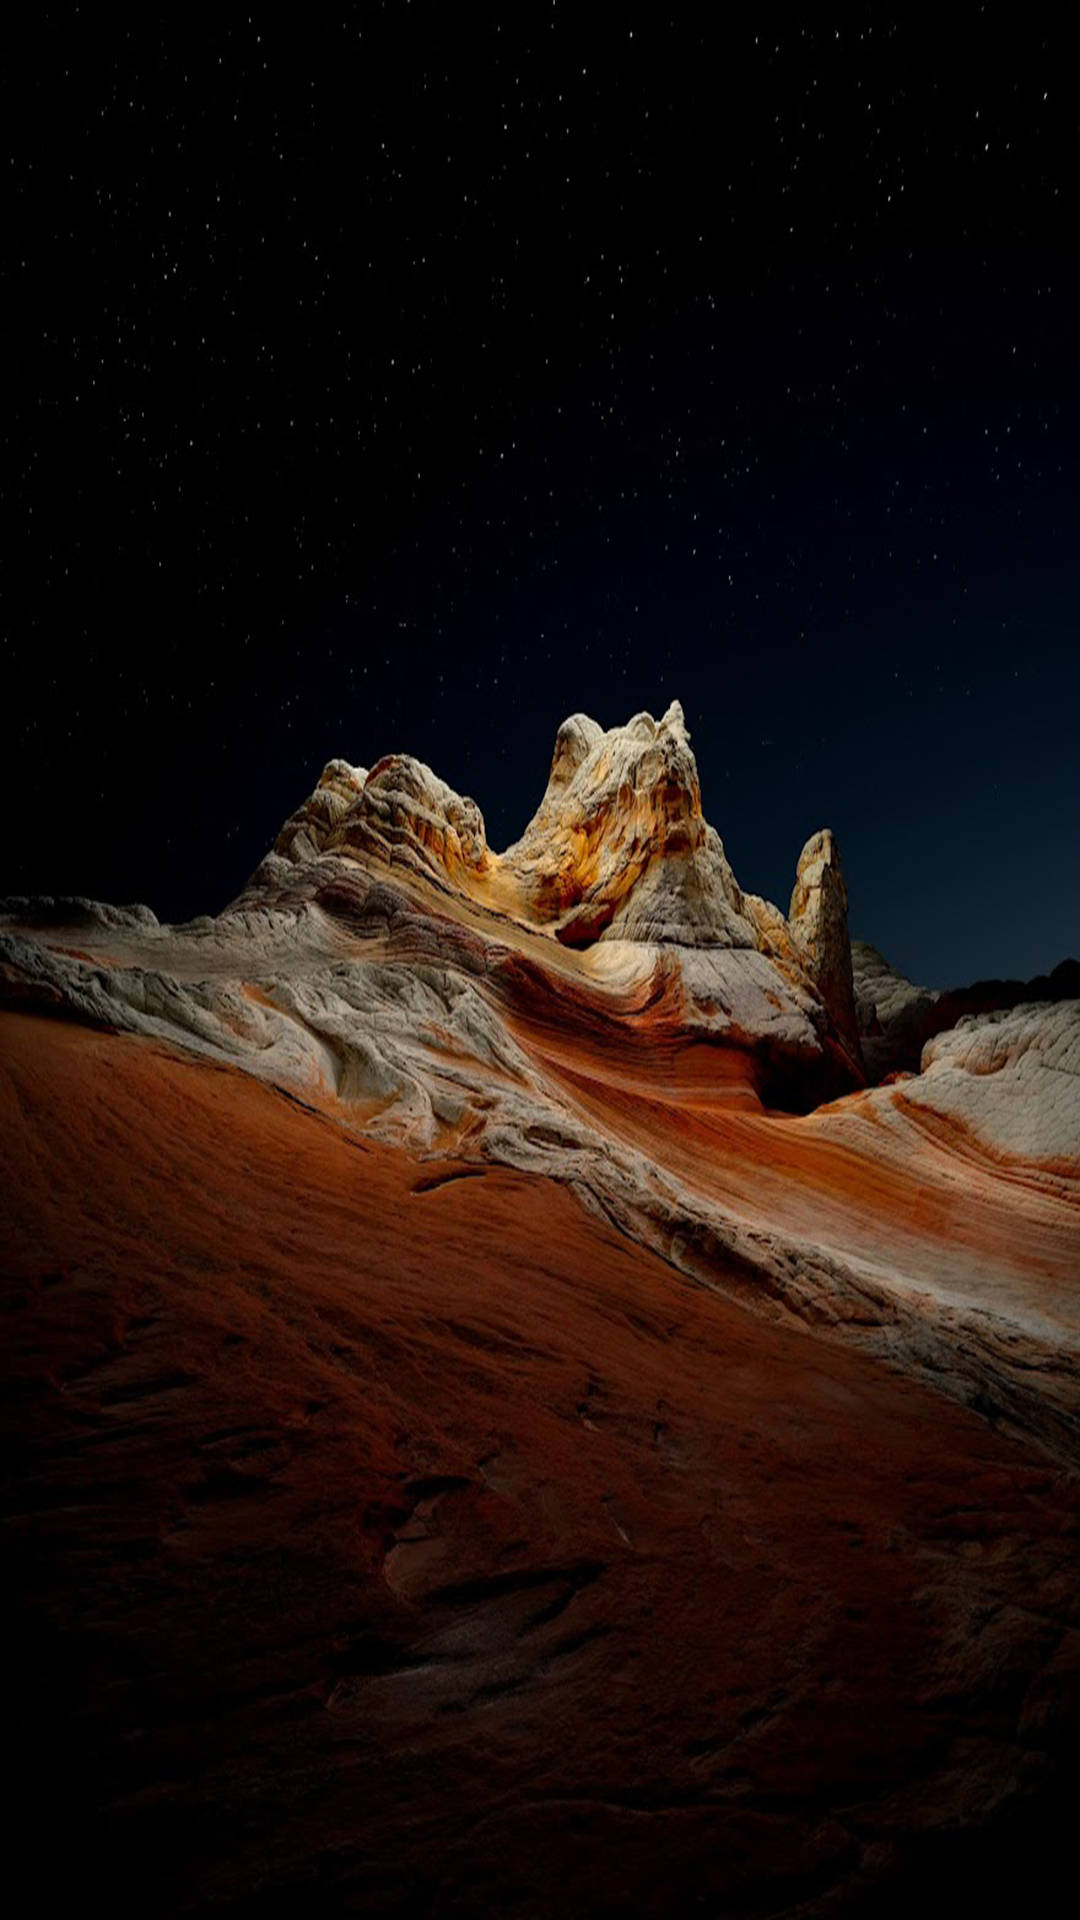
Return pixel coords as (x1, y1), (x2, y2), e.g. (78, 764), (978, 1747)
(6, 10), (1078, 987)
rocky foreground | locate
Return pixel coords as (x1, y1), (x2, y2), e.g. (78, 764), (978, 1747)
(2, 702), (1078, 1915)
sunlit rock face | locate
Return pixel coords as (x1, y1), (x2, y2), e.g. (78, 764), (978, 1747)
(2, 698), (1079, 1916)
(245, 700), (796, 962)
(228, 699), (861, 1081)
(501, 700), (756, 949)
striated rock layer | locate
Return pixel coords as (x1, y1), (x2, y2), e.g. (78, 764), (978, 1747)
(853, 938), (1080, 1080)
(2, 701), (1079, 1917)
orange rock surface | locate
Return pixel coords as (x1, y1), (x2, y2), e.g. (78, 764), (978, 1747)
(2, 1011), (1078, 1916)
(2, 703), (1078, 1914)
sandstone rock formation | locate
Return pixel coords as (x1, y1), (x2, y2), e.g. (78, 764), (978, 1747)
(500, 699), (757, 949)
(853, 937), (1080, 1080)
(2, 698), (1076, 1425)
(2, 700), (1079, 1917)
(5, 1008), (1078, 1917)
(335, 753), (492, 891)
(228, 699), (862, 1079)
(909, 998), (1080, 1168)
(269, 756), (367, 866)
(788, 828), (859, 1053)
(852, 937), (940, 1078)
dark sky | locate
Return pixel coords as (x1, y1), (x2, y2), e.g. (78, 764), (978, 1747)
(5, 9), (1078, 987)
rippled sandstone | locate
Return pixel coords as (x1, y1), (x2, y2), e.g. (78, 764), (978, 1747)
(2, 702), (1078, 1917)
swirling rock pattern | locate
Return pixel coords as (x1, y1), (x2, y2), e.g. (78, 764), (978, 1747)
(1, 701), (1078, 1916)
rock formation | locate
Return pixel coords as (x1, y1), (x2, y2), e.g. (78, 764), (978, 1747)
(851, 937), (941, 1078)
(788, 827), (860, 1053)
(267, 756), (368, 867)
(500, 699), (757, 948)
(853, 937), (1080, 1079)
(2, 699), (1079, 1917)
(230, 699), (863, 1084)
(3, 696), (1076, 1406)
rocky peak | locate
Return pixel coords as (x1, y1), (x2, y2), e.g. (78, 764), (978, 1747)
(241, 702), (862, 1061)
(788, 829), (859, 1053)
(331, 753), (491, 888)
(501, 698), (755, 947)
(274, 758), (368, 865)
(546, 712), (605, 791)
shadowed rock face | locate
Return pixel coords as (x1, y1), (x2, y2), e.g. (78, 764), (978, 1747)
(1, 702), (1078, 1916)
(851, 939), (940, 1079)
(789, 828), (859, 1054)
(854, 939), (1080, 1080)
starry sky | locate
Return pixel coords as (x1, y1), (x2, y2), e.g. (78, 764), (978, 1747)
(6, 9), (1078, 986)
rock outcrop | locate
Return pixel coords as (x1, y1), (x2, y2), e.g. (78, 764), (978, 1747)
(853, 939), (1080, 1080)
(2, 698), (1079, 1919)
(5, 1007), (1079, 1918)
(2, 697), (1077, 1422)
(788, 829), (859, 1055)
(2, 703), (1077, 1431)
(500, 700), (757, 949)
(277, 757), (368, 863)
(229, 700), (861, 1072)
(247, 759), (368, 896)
(908, 998), (1080, 1168)
(851, 938), (940, 1078)
(333, 754), (492, 890)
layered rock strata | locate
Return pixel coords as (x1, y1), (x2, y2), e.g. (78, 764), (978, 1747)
(2, 701), (1077, 1455)
(2, 699), (1079, 1915)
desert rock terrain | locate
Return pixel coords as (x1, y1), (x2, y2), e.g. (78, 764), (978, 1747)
(2, 704), (1078, 1915)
